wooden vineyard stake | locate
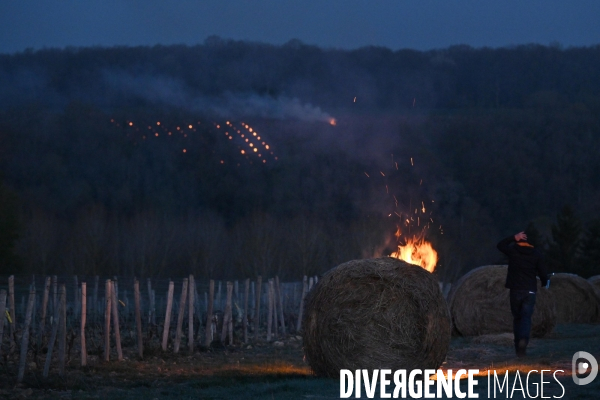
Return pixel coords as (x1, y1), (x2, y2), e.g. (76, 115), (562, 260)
(161, 280), (175, 351)
(221, 282), (233, 344)
(188, 275), (195, 352)
(220, 284), (228, 343)
(81, 282), (87, 366)
(52, 275), (58, 345)
(134, 279), (143, 358)
(216, 281), (222, 311)
(254, 276), (262, 341)
(110, 280), (123, 361)
(227, 282), (234, 345)
(292, 282), (298, 314)
(73, 275), (79, 316)
(39, 276), (51, 346)
(17, 288), (36, 383)
(174, 278), (188, 353)
(104, 279), (112, 362)
(151, 289), (156, 325)
(52, 275), (58, 319)
(271, 279), (278, 339)
(234, 280), (239, 308)
(194, 282), (202, 343)
(205, 280), (214, 347)
(58, 284), (66, 376)
(275, 276), (286, 336)
(8, 275), (15, 351)
(250, 281), (255, 320)
(243, 278), (249, 343)
(93, 276), (99, 323)
(113, 276), (119, 299)
(267, 279), (273, 341)
(31, 283), (37, 346)
(296, 276), (308, 332)
(147, 278), (152, 324)
(0, 290), (6, 358)
(43, 284), (64, 378)
(202, 291), (208, 339)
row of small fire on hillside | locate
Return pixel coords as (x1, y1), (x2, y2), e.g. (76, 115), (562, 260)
(109, 118), (278, 164)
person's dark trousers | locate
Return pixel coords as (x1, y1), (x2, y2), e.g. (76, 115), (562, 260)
(509, 289), (536, 357)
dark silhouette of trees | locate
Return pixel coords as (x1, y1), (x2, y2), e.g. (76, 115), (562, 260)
(579, 219), (600, 278)
(3, 41), (600, 113)
(0, 177), (20, 274)
(546, 205), (582, 274)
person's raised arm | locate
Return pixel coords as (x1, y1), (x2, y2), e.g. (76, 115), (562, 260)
(497, 232), (526, 255)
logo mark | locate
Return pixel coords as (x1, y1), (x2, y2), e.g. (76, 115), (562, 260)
(572, 351), (598, 385)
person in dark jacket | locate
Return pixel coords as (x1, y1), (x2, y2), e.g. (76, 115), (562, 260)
(497, 231), (549, 357)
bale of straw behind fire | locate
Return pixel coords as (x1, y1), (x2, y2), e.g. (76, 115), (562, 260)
(588, 275), (600, 303)
(448, 265), (556, 337)
(302, 257), (451, 378)
(549, 273), (600, 323)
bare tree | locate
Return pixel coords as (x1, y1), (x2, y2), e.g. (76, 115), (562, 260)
(181, 211), (227, 280)
(69, 204), (111, 275)
(123, 210), (179, 278)
(285, 215), (328, 278)
(15, 208), (63, 275)
(231, 214), (284, 279)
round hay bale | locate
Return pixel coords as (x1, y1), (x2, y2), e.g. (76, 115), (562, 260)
(588, 275), (600, 303)
(549, 273), (600, 323)
(302, 257), (451, 378)
(448, 265), (556, 337)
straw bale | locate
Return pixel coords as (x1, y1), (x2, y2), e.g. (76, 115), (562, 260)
(448, 265), (556, 337)
(302, 257), (451, 378)
(549, 273), (600, 323)
(588, 275), (600, 303)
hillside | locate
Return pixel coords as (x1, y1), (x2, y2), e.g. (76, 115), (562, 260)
(1, 40), (599, 279)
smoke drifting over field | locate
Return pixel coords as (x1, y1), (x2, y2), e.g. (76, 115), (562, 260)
(213, 93), (334, 123)
(102, 70), (336, 123)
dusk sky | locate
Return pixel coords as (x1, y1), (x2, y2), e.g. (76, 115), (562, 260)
(1, 0), (600, 54)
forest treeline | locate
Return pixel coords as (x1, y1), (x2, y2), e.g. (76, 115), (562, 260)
(0, 39), (599, 281)
(2, 38), (600, 112)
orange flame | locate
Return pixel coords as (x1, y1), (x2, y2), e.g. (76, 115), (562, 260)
(390, 229), (438, 272)
(329, 118), (337, 126)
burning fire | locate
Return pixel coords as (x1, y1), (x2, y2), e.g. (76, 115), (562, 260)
(112, 117), (277, 165)
(329, 118), (337, 126)
(390, 228), (438, 272)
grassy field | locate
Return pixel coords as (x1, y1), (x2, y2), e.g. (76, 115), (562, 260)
(1, 324), (599, 399)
